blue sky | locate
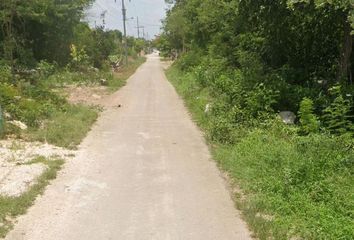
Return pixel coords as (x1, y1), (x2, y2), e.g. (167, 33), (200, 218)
(85, 0), (168, 39)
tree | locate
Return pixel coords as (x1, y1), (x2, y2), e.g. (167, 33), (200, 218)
(0, 0), (94, 67)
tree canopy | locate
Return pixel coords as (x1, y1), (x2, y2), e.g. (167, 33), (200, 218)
(161, 0), (354, 112)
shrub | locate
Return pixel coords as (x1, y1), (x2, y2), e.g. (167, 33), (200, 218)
(69, 44), (89, 70)
(298, 97), (320, 135)
(236, 50), (264, 89)
(207, 100), (237, 143)
(245, 83), (278, 120)
(176, 50), (203, 71)
(37, 60), (57, 78)
(0, 83), (18, 105)
(322, 86), (353, 135)
(0, 64), (12, 83)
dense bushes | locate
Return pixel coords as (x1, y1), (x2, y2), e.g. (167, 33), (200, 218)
(169, 49), (354, 141)
(160, 0), (354, 121)
(0, 80), (64, 127)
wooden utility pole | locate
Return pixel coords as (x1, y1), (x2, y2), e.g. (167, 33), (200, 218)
(136, 16), (140, 38)
(121, 0), (128, 65)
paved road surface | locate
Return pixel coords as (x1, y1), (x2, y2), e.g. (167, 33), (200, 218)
(6, 54), (251, 240)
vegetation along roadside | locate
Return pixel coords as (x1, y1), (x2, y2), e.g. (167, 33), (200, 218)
(161, 0), (354, 239)
(0, 0), (148, 236)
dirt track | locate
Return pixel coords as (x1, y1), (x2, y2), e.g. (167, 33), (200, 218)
(6, 54), (251, 240)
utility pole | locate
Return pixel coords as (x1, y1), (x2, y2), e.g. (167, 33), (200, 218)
(136, 16), (140, 38)
(121, 0), (128, 65)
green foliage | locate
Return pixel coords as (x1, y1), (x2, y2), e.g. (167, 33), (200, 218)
(215, 129), (354, 239)
(167, 64), (354, 240)
(30, 105), (98, 149)
(298, 97), (320, 135)
(37, 60), (56, 78)
(0, 83), (18, 105)
(0, 64), (11, 83)
(323, 86), (354, 135)
(245, 84), (278, 119)
(175, 50), (203, 71)
(162, 0), (354, 113)
(0, 81), (66, 127)
(69, 44), (89, 70)
(163, 0), (354, 238)
(0, 0), (95, 66)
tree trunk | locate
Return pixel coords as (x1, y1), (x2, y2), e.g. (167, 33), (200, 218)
(338, 20), (353, 83)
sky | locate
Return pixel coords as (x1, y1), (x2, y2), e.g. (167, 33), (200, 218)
(84, 0), (168, 40)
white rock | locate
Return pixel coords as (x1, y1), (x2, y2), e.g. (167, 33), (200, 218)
(4, 112), (11, 119)
(8, 120), (28, 130)
(100, 79), (108, 86)
(0, 164), (47, 197)
(92, 94), (101, 100)
(205, 103), (211, 114)
(279, 111), (296, 124)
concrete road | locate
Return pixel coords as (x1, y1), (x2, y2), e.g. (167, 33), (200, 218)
(6, 54), (252, 240)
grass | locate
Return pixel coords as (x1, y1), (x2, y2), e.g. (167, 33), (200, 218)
(108, 57), (146, 91)
(0, 156), (64, 237)
(166, 66), (354, 240)
(28, 104), (99, 149)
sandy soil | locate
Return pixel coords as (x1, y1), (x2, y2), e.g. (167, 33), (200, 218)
(0, 140), (75, 197)
(64, 85), (109, 106)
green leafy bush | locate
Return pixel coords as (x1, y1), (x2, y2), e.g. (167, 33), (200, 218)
(176, 50), (203, 71)
(323, 86), (353, 135)
(69, 44), (89, 70)
(37, 60), (57, 78)
(298, 97), (320, 135)
(0, 83), (18, 105)
(0, 64), (12, 83)
(245, 83), (278, 120)
(0, 81), (66, 127)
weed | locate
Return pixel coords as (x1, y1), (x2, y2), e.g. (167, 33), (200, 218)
(29, 105), (99, 149)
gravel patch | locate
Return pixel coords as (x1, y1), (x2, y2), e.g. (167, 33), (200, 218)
(0, 139), (75, 197)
